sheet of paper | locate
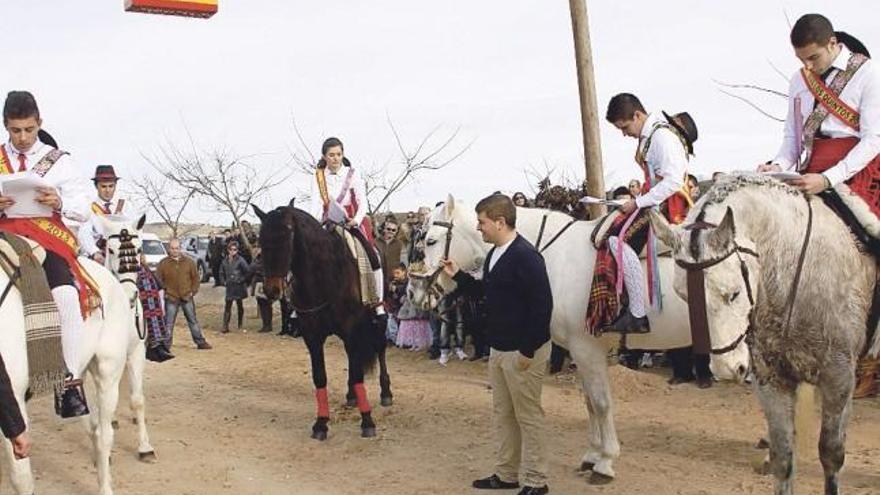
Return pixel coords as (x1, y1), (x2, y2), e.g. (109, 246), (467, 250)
(762, 171), (802, 181)
(578, 196), (626, 207)
(0, 172), (54, 218)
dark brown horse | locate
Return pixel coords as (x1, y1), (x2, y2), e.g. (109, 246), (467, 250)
(253, 201), (392, 440)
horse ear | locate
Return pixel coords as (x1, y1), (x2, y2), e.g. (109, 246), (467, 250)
(445, 194), (455, 217)
(253, 205), (267, 222)
(288, 197), (296, 209)
(649, 210), (682, 252)
(708, 207), (736, 251)
(135, 214), (147, 231)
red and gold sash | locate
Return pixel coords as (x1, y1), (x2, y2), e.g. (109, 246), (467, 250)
(90, 200), (123, 216)
(314, 167), (374, 243)
(0, 146), (101, 317)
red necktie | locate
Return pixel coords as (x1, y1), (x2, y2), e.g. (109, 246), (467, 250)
(17, 153), (26, 172)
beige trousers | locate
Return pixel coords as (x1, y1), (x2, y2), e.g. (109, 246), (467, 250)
(488, 342), (551, 487)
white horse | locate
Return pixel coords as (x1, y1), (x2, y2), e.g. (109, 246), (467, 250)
(93, 214), (156, 462)
(0, 228), (146, 494)
(409, 195), (695, 483)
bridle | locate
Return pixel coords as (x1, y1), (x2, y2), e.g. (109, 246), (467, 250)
(675, 197), (813, 356)
(408, 220), (456, 307)
(106, 228), (146, 340)
(674, 220), (759, 356)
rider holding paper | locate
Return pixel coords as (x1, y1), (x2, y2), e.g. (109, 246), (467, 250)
(758, 14), (880, 398)
(0, 91), (94, 417)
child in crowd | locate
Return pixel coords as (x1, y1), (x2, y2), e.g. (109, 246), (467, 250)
(386, 263), (408, 344)
(395, 269), (432, 351)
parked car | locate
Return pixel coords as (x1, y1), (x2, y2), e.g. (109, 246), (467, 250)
(181, 235), (211, 283)
(141, 233), (167, 272)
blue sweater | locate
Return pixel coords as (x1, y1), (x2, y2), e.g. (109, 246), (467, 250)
(453, 234), (553, 357)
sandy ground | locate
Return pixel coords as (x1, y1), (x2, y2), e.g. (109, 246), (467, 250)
(17, 284), (880, 495)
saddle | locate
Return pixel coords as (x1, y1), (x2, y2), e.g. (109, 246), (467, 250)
(590, 210), (673, 259)
(327, 225), (380, 306)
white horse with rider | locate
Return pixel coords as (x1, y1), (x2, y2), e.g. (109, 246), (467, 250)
(0, 214), (154, 495)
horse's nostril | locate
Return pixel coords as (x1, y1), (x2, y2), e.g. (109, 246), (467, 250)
(737, 364), (747, 377)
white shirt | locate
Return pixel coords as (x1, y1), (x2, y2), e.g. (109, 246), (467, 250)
(308, 166), (368, 224)
(773, 45), (880, 186)
(634, 113), (688, 209)
(488, 235), (516, 272)
(77, 196), (125, 256)
(3, 140), (90, 224)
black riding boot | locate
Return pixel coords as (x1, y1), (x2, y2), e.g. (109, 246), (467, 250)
(55, 377), (89, 418)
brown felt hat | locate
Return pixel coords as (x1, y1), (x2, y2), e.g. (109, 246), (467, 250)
(662, 111), (698, 155)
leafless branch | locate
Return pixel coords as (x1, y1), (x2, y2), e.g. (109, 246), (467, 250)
(713, 79), (788, 99)
(717, 88), (785, 122)
(130, 174), (195, 238)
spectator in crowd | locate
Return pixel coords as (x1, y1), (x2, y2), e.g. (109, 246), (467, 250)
(628, 179), (642, 198)
(220, 241), (251, 333)
(712, 171), (726, 183)
(385, 263), (408, 344)
(249, 245), (275, 333)
(137, 252), (174, 362)
(208, 231), (226, 286)
(395, 282), (432, 352)
(512, 192), (529, 207)
(438, 291), (468, 365)
(156, 239), (212, 350)
(612, 186), (633, 201)
(687, 174), (701, 202)
(376, 217), (404, 288)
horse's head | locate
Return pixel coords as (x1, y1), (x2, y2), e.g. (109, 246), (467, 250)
(408, 194), (486, 310)
(253, 200), (296, 301)
(95, 213), (147, 276)
(652, 201), (756, 383)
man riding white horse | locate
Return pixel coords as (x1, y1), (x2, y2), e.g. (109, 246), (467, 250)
(78, 164), (126, 265)
(0, 90), (96, 418)
(757, 13), (880, 399)
(589, 93), (696, 335)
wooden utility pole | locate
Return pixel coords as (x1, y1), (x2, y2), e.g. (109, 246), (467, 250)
(569, 0), (606, 218)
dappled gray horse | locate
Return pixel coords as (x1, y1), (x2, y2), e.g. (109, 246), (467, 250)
(653, 173), (878, 495)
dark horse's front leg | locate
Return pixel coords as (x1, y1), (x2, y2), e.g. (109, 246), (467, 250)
(344, 338), (376, 438)
(378, 343), (393, 406)
(304, 333), (330, 441)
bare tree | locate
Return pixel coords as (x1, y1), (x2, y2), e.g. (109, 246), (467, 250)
(143, 137), (291, 253)
(130, 174), (195, 238)
(288, 114), (473, 214)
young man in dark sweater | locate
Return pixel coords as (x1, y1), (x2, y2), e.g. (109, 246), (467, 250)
(442, 193), (553, 495)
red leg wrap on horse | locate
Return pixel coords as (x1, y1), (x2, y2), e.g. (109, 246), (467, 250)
(353, 383), (371, 413)
(315, 388), (330, 418)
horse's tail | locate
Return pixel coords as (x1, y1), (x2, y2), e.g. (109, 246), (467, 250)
(794, 383), (818, 465)
(351, 312), (384, 376)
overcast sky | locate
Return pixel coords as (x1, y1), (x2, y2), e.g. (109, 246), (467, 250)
(4, 1), (876, 224)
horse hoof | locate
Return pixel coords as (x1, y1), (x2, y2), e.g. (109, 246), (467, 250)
(588, 472), (614, 485)
(311, 430), (328, 441)
(111, 420), (119, 430)
(138, 451), (158, 463)
(361, 427), (376, 438)
(578, 461), (594, 472)
(380, 396), (393, 407)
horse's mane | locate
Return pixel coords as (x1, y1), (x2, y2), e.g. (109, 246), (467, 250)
(699, 172), (801, 207)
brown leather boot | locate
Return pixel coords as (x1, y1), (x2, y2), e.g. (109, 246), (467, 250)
(853, 357), (878, 399)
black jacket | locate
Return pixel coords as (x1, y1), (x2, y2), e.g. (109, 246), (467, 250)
(453, 234), (552, 357)
(0, 354), (25, 439)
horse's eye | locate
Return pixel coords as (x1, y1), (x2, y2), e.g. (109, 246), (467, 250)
(426, 239), (437, 246)
(728, 290), (741, 304)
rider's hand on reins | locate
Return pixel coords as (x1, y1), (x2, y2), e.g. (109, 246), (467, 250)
(441, 258), (459, 278)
